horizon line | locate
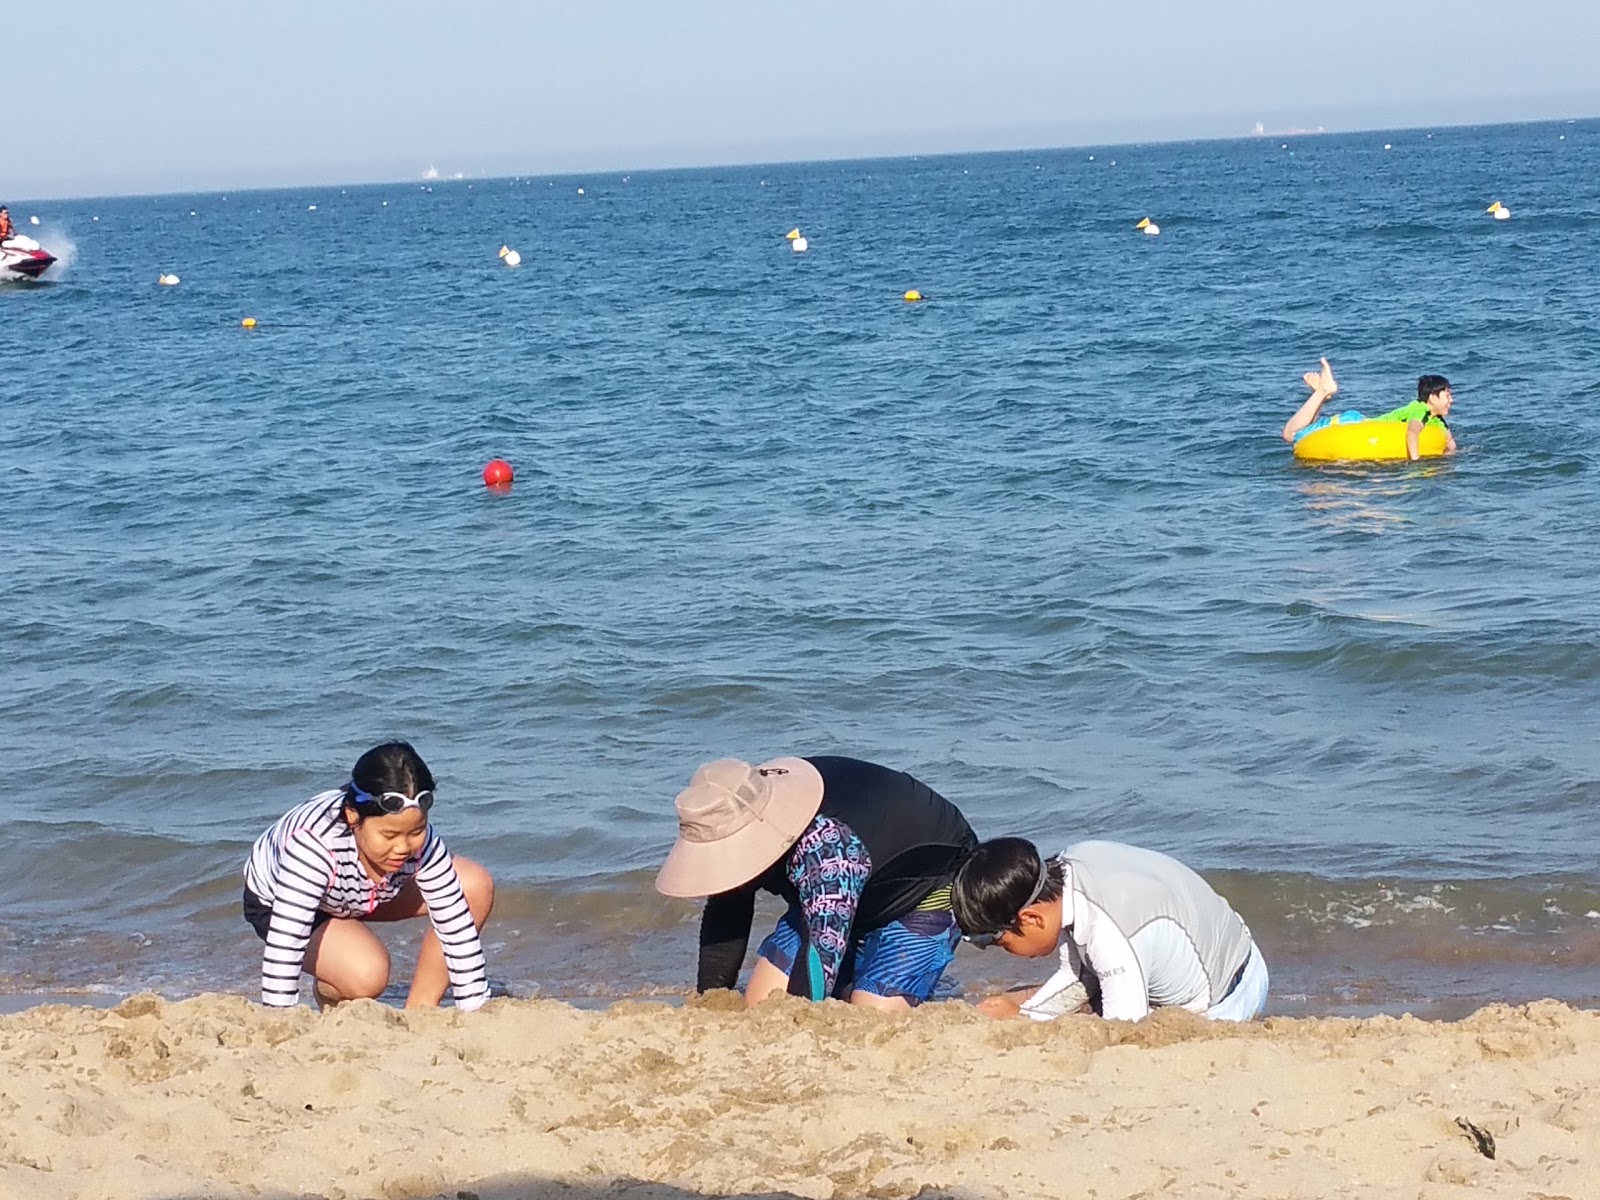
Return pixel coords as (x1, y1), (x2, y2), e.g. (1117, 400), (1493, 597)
(15, 111), (1597, 207)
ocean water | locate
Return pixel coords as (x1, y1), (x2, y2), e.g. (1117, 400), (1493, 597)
(5, 120), (1600, 1018)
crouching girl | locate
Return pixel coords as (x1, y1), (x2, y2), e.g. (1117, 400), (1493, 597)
(242, 741), (494, 1010)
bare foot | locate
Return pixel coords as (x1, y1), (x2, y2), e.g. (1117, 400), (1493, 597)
(313, 983), (343, 1011)
(1317, 357), (1337, 395)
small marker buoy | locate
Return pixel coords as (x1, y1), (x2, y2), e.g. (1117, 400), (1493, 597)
(241, 317), (257, 329)
(307, 204), (317, 211)
(791, 236), (808, 253)
(785, 228), (801, 241)
(1487, 201), (1511, 220)
(483, 459), (514, 488)
(157, 273), (180, 286)
(29, 215), (39, 225)
(576, 187), (585, 195)
(499, 245), (521, 267)
(903, 290), (923, 303)
(1136, 217), (1160, 236)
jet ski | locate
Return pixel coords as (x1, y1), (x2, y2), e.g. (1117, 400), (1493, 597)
(1, 234), (57, 280)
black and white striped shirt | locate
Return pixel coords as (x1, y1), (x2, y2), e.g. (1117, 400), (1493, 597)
(244, 791), (489, 1010)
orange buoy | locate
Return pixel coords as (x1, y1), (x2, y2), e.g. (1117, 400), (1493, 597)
(483, 459), (514, 488)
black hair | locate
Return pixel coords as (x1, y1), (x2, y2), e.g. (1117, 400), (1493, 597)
(340, 740), (435, 820)
(1417, 374), (1451, 402)
(951, 837), (1065, 936)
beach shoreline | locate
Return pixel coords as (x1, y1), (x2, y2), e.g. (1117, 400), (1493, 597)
(4, 990), (1596, 1199)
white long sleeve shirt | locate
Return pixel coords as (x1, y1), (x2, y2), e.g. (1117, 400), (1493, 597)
(244, 791), (489, 1010)
(1021, 840), (1253, 1022)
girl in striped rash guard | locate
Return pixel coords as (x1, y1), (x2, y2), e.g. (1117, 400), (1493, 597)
(243, 741), (494, 1011)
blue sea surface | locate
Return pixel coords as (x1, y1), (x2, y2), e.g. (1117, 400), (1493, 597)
(4, 120), (1600, 1015)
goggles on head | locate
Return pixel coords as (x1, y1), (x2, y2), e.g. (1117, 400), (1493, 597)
(964, 850), (1048, 947)
(349, 782), (434, 815)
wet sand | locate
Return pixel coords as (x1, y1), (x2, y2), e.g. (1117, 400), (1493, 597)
(3, 991), (1597, 1200)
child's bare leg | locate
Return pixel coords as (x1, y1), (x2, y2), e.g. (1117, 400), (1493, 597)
(1283, 357), (1338, 441)
(303, 919), (392, 1008)
(403, 858), (495, 1008)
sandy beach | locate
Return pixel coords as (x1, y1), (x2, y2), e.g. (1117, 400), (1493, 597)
(3, 993), (1596, 1200)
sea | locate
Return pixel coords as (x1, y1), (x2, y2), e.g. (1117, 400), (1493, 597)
(5, 119), (1600, 1019)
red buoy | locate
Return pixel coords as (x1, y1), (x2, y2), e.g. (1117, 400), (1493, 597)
(483, 459), (514, 488)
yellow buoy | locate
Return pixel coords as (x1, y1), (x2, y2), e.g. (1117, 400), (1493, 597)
(241, 317), (257, 329)
(1486, 201), (1511, 221)
(903, 290), (923, 303)
(499, 245), (521, 267)
(1293, 419), (1449, 463)
(1136, 217), (1160, 236)
(785, 228), (801, 241)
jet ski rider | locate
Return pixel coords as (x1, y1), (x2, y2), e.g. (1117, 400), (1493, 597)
(0, 208), (14, 242)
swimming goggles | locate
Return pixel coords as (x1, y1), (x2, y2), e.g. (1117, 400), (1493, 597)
(965, 851), (1048, 948)
(350, 782), (434, 815)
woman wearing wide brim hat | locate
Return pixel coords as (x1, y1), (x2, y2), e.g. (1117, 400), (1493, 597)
(656, 755), (978, 1010)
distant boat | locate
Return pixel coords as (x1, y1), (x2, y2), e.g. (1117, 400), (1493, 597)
(421, 165), (440, 181)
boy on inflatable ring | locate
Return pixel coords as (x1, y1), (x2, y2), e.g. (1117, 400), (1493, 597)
(1283, 358), (1458, 462)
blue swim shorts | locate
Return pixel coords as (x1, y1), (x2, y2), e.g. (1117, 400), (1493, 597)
(756, 907), (962, 1005)
(1293, 409), (1367, 442)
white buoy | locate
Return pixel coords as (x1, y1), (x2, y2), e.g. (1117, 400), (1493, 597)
(157, 273), (180, 286)
(791, 236), (808, 253)
(577, 187), (585, 195)
(307, 204), (317, 211)
(499, 245), (521, 267)
(1487, 201), (1511, 221)
(29, 215), (39, 225)
(1136, 217), (1160, 237)
(1384, 143), (1392, 151)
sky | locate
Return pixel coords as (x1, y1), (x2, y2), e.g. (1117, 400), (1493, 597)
(15, 0), (1600, 199)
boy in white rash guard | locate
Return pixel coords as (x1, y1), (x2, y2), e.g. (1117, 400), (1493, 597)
(243, 741), (494, 1010)
(951, 837), (1268, 1022)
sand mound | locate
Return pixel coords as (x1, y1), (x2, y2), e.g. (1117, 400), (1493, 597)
(3, 992), (1597, 1199)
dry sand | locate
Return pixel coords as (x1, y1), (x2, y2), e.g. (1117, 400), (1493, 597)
(2, 991), (1597, 1200)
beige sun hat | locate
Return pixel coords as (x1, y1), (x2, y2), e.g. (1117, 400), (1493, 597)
(655, 756), (825, 898)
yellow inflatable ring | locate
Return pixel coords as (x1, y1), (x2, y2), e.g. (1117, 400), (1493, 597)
(1293, 419), (1449, 463)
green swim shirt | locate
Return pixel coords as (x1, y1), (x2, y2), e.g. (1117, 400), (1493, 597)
(1376, 399), (1433, 423)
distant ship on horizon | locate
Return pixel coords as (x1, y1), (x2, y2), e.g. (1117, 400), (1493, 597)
(1253, 120), (1327, 137)
(421, 165), (440, 180)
